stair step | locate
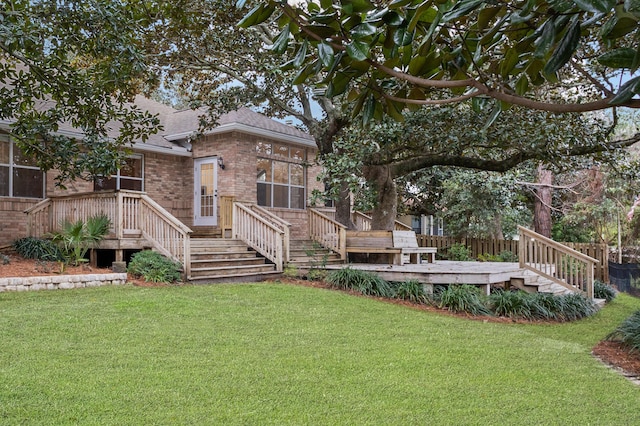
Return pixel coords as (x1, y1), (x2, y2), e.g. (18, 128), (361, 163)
(191, 258), (265, 268)
(188, 270), (281, 284)
(191, 247), (256, 260)
(191, 239), (247, 247)
(189, 264), (277, 278)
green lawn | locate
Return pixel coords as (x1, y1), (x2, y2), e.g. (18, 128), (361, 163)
(2, 283), (640, 425)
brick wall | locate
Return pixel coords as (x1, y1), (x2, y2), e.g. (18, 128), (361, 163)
(2, 130), (321, 245)
(143, 152), (192, 226)
(0, 198), (40, 246)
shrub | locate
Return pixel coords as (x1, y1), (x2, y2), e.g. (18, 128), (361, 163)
(283, 265), (299, 279)
(477, 251), (518, 262)
(326, 268), (394, 297)
(13, 237), (62, 261)
(127, 250), (182, 283)
(393, 280), (428, 304)
(1, 253), (9, 265)
(497, 250), (518, 263)
(594, 280), (616, 302)
(434, 285), (491, 316)
(447, 243), (472, 261)
(607, 310), (640, 353)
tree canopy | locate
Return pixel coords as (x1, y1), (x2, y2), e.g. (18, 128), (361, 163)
(1, 1), (159, 185)
(240, 0), (640, 123)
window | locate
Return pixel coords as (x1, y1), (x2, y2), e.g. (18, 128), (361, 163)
(94, 155), (143, 191)
(256, 142), (306, 209)
(0, 135), (45, 198)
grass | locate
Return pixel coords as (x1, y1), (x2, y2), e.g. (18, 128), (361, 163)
(2, 284), (640, 425)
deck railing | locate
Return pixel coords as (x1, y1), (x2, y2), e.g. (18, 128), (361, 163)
(219, 196), (235, 238)
(24, 191), (192, 275)
(232, 202), (285, 271)
(352, 211), (413, 231)
(248, 204), (291, 263)
(309, 208), (347, 260)
(518, 226), (596, 299)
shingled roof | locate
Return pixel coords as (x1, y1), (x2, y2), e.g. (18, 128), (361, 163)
(125, 96), (315, 153)
(0, 93), (316, 155)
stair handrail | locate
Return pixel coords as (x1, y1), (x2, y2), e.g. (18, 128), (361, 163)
(309, 208), (347, 260)
(24, 198), (52, 238)
(518, 226), (597, 299)
(232, 202), (285, 271)
(248, 204), (291, 262)
(137, 193), (192, 277)
(352, 211), (413, 231)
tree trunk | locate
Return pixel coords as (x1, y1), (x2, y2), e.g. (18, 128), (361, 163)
(334, 180), (356, 230)
(534, 164), (553, 238)
(492, 214), (505, 240)
(363, 163), (397, 231)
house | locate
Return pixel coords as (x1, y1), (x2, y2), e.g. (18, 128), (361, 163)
(1, 96), (334, 278)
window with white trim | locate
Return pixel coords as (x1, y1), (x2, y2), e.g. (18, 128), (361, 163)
(256, 142), (306, 209)
(94, 155), (144, 191)
(0, 135), (45, 198)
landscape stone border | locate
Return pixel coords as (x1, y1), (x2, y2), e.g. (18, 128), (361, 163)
(0, 273), (128, 292)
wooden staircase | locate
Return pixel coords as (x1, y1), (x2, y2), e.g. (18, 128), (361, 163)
(188, 238), (280, 283)
(510, 269), (574, 295)
(510, 269), (606, 308)
(287, 239), (343, 271)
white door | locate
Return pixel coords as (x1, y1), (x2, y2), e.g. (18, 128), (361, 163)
(194, 157), (218, 226)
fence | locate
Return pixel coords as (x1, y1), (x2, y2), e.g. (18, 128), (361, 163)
(416, 235), (609, 283)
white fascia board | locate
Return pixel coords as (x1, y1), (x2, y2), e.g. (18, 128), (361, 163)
(198, 122), (317, 148)
(127, 141), (192, 157)
(0, 120), (192, 157)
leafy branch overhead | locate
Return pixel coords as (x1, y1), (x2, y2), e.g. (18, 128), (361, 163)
(239, 0), (640, 123)
(0, 1), (160, 185)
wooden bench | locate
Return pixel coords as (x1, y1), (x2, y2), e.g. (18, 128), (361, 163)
(345, 230), (402, 265)
(345, 230), (438, 265)
(392, 231), (437, 264)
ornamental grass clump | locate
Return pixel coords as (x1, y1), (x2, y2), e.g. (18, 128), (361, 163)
(555, 293), (597, 321)
(594, 279), (616, 302)
(127, 250), (182, 283)
(392, 280), (428, 304)
(13, 237), (62, 261)
(607, 310), (640, 352)
(326, 268), (394, 298)
(488, 290), (537, 320)
(434, 285), (492, 316)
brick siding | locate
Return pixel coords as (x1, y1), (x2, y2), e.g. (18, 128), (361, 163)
(2, 130), (321, 244)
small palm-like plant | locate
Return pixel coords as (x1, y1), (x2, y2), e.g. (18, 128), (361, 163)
(50, 214), (111, 266)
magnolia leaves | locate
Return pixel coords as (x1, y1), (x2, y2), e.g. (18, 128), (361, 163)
(238, 0), (640, 125)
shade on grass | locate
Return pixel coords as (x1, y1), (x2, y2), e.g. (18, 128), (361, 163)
(2, 283), (640, 425)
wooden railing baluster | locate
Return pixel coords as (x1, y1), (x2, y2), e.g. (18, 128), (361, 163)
(518, 226), (596, 300)
(308, 208), (347, 260)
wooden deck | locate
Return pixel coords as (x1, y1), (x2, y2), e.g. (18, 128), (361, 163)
(325, 261), (524, 294)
